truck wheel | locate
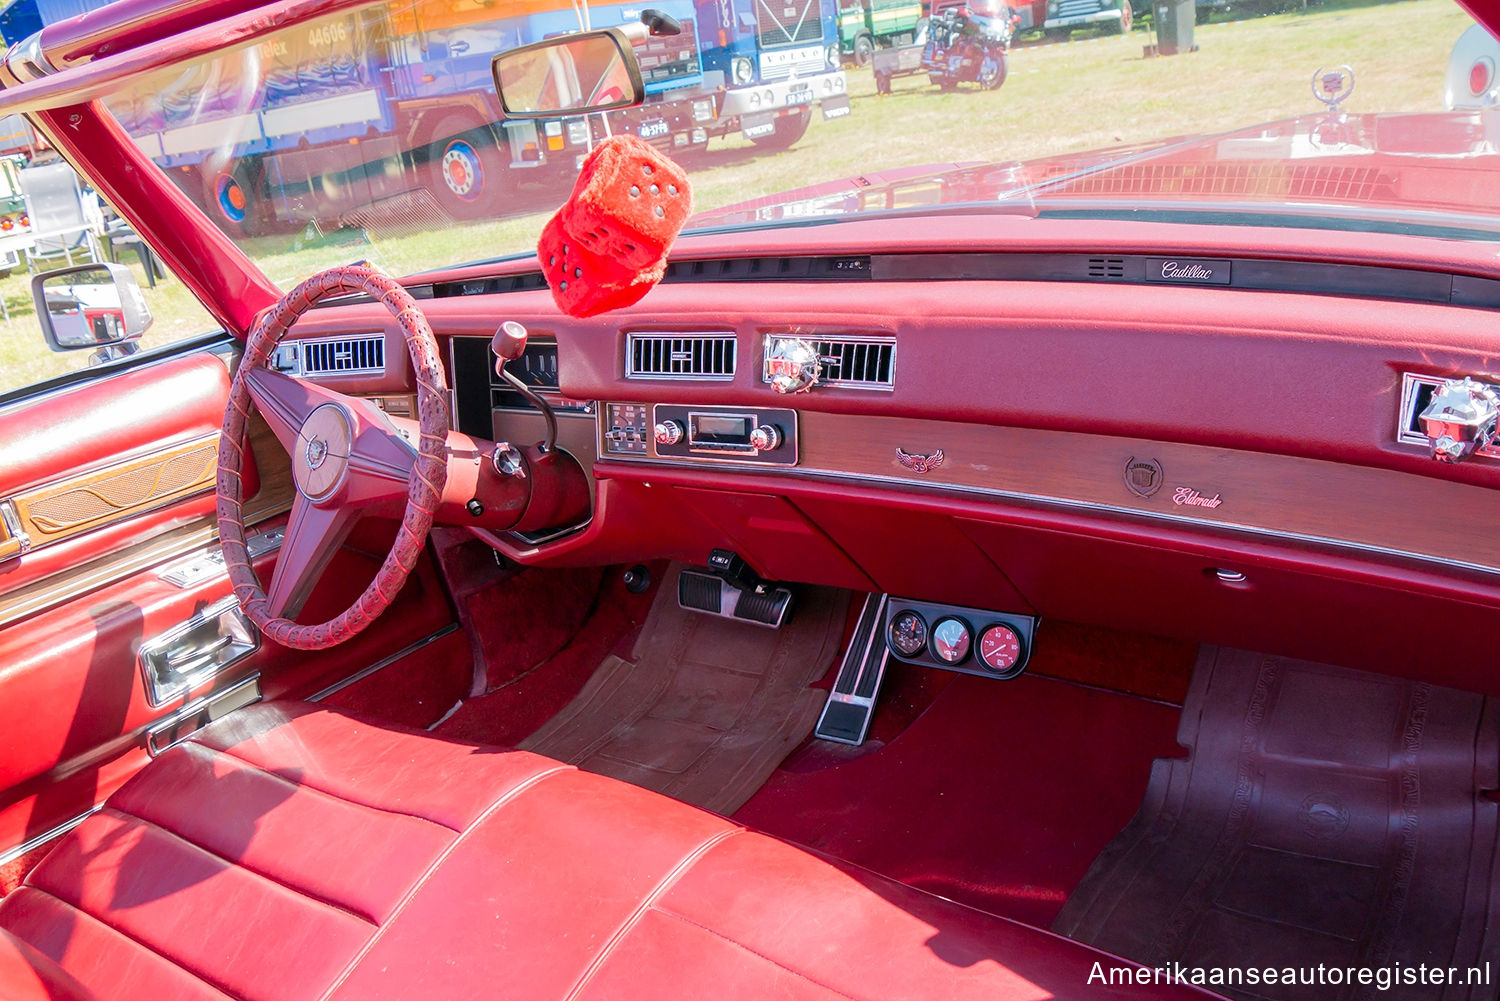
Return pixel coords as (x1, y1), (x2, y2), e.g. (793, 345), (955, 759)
(980, 49), (1008, 90)
(749, 109), (811, 150)
(1110, 3), (1133, 33)
(426, 115), (507, 219)
(853, 32), (875, 66)
(205, 161), (268, 239)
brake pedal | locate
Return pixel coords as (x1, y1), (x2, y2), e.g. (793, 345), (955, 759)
(677, 550), (793, 627)
(814, 593), (890, 745)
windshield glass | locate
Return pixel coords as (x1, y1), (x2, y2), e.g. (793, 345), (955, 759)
(95, 0), (1489, 285)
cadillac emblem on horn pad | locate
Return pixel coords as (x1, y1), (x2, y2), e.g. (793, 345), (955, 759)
(896, 447), (944, 474)
(1123, 456), (1163, 498)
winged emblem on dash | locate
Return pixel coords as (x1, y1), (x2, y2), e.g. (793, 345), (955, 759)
(896, 447), (945, 474)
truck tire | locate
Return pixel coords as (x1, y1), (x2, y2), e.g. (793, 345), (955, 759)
(854, 32), (875, 67)
(1110, 3), (1133, 33)
(748, 109), (811, 150)
(426, 114), (508, 220)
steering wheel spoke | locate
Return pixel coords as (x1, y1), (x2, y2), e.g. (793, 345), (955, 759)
(266, 493), (358, 619)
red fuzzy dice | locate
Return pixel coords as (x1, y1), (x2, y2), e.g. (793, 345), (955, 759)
(537, 134), (692, 318)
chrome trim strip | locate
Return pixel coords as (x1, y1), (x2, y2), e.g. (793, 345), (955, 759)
(0, 807), (97, 868)
(306, 624), (460, 702)
(5, 32), (57, 83)
(600, 458), (1500, 579)
(145, 673), (262, 756)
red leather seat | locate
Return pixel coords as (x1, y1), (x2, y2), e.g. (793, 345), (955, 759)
(0, 703), (1215, 1000)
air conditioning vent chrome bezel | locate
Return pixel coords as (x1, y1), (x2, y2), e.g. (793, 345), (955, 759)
(762, 333), (896, 391)
(625, 331), (737, 381)
(1397, 371), (1500, 459)
(271, 333), (385, 378)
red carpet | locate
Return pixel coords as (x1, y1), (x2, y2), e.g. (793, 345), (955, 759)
(733, 668), (1184, 927)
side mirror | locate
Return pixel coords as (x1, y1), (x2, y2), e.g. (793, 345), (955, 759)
(492, 28), (645, 118)
(32, 262), (152, 353)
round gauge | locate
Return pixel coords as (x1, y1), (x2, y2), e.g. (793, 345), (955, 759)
(978, 624), (1024, 675)
(929, 616), (972, 665)
(887, 610), (928, 658)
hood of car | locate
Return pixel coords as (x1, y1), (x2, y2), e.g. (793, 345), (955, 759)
(689, 112), (1500, 233)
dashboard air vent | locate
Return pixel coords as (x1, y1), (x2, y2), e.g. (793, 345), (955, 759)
(764, 335), (896, 390)
(274, 333), (385, 377)
(626, 332), (736, 380)
(1087, 257), (1126, 279)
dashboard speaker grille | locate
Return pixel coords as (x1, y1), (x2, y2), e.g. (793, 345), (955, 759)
(626, 332), (736, 380)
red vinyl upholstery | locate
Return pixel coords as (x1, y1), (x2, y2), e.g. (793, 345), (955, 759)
(0, 703), (1216, 1000)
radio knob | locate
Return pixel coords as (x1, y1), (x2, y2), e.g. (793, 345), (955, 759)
(749, 425), (783, 451)
(654, 420), (685, 446)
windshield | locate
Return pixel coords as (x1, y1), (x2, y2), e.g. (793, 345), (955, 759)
(94, 0), (1489, 285)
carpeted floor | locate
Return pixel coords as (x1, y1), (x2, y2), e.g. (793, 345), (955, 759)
(734, 667), (1185, 928)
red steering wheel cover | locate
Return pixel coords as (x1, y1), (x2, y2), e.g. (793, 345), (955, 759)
(217, 266), (450, 650)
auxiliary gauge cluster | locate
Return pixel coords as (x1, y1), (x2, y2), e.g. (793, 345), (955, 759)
(884, 598), (1037, 680)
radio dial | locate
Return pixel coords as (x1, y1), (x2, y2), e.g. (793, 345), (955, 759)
(749, 425), (783, 451)
(654, 420), (685, 446)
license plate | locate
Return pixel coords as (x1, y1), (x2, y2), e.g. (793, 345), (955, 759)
(786, 89), (814, 107)
(638, 119), (670, 139)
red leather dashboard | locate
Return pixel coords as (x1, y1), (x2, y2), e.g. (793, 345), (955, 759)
(271, 217), (1500, 692)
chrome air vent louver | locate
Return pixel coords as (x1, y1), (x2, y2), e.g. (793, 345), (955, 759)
(272, 333), (385, 377)
(626, 332), (737, 380)
(763, 334), (896, 391)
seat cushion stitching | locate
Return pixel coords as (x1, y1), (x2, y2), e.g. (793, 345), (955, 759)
(561, 826), (745, 1001)
(651, 903), (870, 1001)
(315, 763), (573, 1001)
(192, 740), (465, 834)
(98, 806), (379, 927)
(16, 885), (244, 1001)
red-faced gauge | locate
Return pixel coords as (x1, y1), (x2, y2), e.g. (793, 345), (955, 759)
(929, 616), (972, 665)
(977, 624), (1024, 674)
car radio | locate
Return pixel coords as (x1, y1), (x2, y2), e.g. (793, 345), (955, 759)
(600, 403), (797, 465)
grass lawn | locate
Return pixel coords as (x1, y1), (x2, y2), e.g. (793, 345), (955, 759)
(0, 0), (1476, 396)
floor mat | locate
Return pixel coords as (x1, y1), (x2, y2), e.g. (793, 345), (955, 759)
(1054, 647), (1500, 1001)
(520, 565), (848, 815)
(734, 669), (1184, 927)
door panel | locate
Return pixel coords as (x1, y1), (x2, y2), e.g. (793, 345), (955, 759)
(0, 347), (457, 861)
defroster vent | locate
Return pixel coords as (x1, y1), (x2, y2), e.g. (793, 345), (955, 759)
(626, 332), (737, 380)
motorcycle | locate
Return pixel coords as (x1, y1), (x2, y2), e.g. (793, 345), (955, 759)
(921, 4), (1017, 92)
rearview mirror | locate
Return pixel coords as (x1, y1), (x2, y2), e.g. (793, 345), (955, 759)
(492, 28), (644, 118)
(32, 262), (152, 353)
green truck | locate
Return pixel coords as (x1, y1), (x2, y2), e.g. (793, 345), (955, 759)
(839, 0), (926, 66)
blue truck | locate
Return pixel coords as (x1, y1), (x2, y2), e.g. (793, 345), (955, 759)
(0, 0), (847, 234)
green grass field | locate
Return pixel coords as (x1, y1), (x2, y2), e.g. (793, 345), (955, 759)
(0, 0), (1475, 395)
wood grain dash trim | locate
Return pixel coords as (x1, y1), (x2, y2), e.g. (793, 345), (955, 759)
(799, 412), (1500, 575)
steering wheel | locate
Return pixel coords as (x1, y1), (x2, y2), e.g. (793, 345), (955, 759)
(217, 265), (450, 651)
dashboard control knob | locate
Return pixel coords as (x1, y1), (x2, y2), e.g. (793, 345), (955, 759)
(749, 425), (783, 451)
(654, 420), (685, 446)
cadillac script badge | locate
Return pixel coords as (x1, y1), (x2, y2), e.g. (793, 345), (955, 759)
(896, 448), (945, 474)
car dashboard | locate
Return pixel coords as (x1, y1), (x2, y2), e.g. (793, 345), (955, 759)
(273, 214), (1500, 696)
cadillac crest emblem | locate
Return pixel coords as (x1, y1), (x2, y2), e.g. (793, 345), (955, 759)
(1123, 456), (1163, 498)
